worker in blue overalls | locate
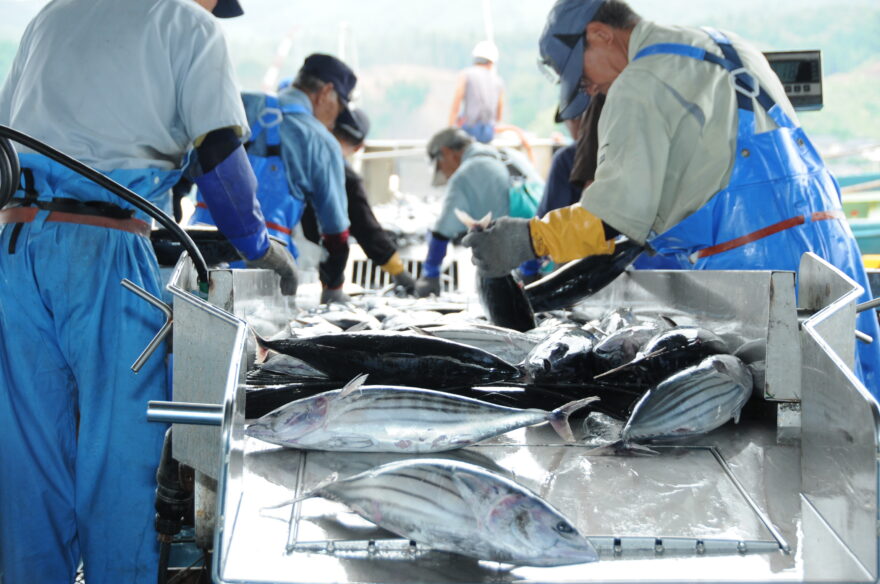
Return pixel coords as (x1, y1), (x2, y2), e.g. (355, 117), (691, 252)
(464, 0), (880, 398)
(192, 53), (354, 304)
(0, 0), (297, 582)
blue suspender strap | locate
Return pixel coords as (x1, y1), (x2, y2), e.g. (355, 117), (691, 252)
(633, 31), (783, 120)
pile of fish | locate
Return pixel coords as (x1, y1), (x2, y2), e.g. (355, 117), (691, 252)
(240, 287), (762, 566)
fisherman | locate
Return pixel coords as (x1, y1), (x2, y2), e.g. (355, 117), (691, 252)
(0, 0), (297, 581)
(415, 127), (544, 297)
(300, 108), (417, 295)
(464, 0), (880, 396)
(448, 41), (505, 144)
(192, 53), (354, 304)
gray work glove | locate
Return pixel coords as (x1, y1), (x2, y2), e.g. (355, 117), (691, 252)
(246, 239), (298, 296)
(391, 270), (416, 295)
(462, 217), (537, 278)
(414, 276), (440, 298)
(320, 286), (351, 305)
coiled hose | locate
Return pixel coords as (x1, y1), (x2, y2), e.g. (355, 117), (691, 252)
(0, 125), (210, 285)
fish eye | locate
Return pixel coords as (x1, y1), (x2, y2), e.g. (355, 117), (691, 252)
(555, 521), (574, 534)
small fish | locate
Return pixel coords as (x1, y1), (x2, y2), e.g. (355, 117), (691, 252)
(457, 208), (538, 332)
(246, 374), (598, 452)
(595, 354), (753, 454)
(525, 239), (644, 313)
(294, 458), (599, 566)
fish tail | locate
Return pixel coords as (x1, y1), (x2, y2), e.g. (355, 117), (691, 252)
(251, 328), (272, 364)
(548, 396), (600, 442)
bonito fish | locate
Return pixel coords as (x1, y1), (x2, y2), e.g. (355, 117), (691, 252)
(297, 458), (599, 566)
(418, 322), (543, 364)
(601, 354), (753, 453)
(246, 374), (597, 452)
(257, 330), (520, 388)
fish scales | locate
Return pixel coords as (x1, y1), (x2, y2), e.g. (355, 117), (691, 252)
(260, 331), (519, 388)
(247, 383), (595, 452)
(309, 459), (598, 566)
(622, 354), (753, 443)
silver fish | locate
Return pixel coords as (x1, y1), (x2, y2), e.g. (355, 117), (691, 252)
(417, 322), (543, 364)
(613, 354), (753, 452)
(246, 374), (597, 452)
(302, 458), (598, 566)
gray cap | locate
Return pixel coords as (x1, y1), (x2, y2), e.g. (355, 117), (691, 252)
(426, 128), (473, 187)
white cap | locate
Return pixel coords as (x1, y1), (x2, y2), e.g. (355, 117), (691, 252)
(472, 40), (499, 64)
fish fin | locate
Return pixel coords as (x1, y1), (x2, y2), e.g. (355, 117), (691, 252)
(454, 209), (493, 231)
(260, 470), (342, 513)
(548, 397), (600, 442)
(346, 321), (371, 332)
(339, 374), (369, 399)
(661, 315), (678, 328)
(405, 325), (435, 337)
(449, 469), (507, 528)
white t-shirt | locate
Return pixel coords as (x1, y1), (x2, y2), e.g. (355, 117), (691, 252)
(0, 0), (248, 172)
(582, 20), (799, 243)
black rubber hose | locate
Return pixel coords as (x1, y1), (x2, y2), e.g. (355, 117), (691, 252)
(158, 540), (171, 584)
(0, 125), (209, 285)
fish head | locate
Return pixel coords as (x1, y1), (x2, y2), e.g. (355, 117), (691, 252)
(485, 493), (598, 566)
(245, 395), (332, 444)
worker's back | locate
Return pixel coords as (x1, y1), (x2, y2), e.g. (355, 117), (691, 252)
(460, 65), (503, 126)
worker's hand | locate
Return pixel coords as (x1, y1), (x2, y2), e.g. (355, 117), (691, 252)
(246, 239), (298, 296)
(391, 271), (416, 295)
(463, 217), (537, 278)
(320, 286), (351, 305)
(414, 276), (440, 298)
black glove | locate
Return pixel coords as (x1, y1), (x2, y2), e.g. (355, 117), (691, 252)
(245, 239), (298, 296)
(414, 276), (440, 298)
(320, 287), (351, 305)
(462, 217), (537, 278)
(391, 271), (416, 295)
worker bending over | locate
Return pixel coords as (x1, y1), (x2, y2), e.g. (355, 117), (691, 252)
(193, 53), (354, 303)
(465, 0), (880, 396)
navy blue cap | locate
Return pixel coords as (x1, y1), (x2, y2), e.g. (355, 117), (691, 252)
(212, 0), (243, 18)
(554, 92), (590, 123)
(538, 0), (605, 120)
(300, 54), (357, 106)
(335, 108), (370, 144)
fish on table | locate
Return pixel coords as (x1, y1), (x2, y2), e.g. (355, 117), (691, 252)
(416, 322), (544, 365)
(593, 354), (754, 454)
(246, 373), (598, 452)
(291, 458), (599, 566)
(256, 329), (521, 388)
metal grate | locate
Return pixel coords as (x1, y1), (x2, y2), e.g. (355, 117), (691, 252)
(347, 257), (459, 292)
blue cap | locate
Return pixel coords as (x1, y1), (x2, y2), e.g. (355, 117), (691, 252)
(212, 0), (243, 18)
(300, 54), (357, 106)
(555, 92), (590, 123)
(538, 0), (605, 120)
(335, 108), (370, 144)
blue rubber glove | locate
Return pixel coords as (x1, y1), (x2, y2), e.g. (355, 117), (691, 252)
(422, 233), (449, 279)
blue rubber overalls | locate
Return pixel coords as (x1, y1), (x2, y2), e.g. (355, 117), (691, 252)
(634, 29), (880, 397)
(193, 95), (306, 259)
(0, 153), (180, 583)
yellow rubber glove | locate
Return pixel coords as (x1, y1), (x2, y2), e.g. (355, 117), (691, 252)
(528, 204), (615, 263)
(379, 251), (405, 276)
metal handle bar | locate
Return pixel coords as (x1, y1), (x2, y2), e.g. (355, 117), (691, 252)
(121, 278), (173, 372)
(147, 401), (223, 426)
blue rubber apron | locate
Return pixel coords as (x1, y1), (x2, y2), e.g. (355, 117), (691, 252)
(0, 153), (179, 583)
(193, 95), (307, 259)
(633, 28), (880, 397)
